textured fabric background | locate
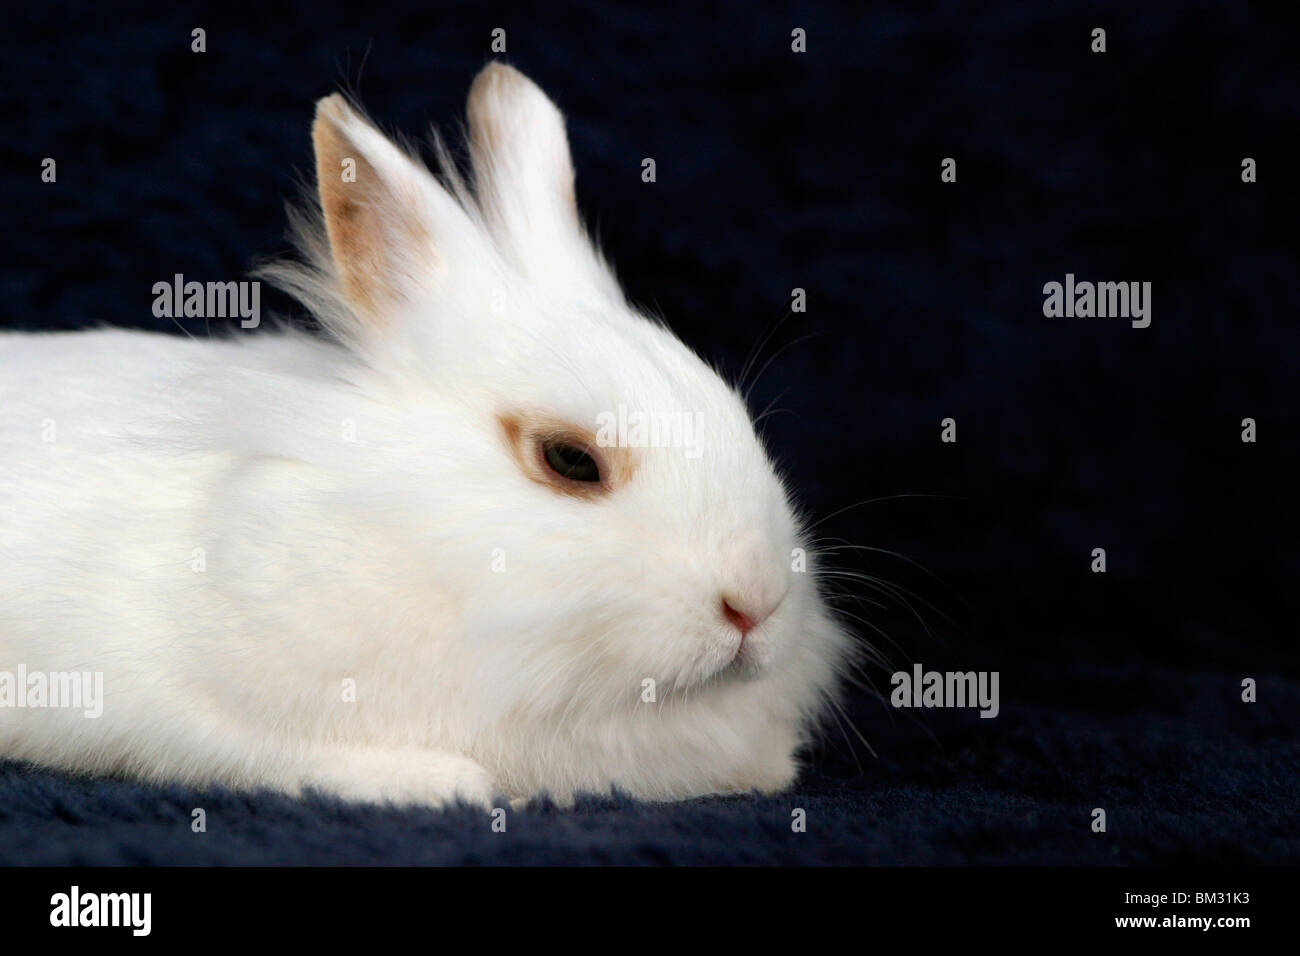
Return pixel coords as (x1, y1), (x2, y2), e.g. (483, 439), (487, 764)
(1, 1), (1295, 864)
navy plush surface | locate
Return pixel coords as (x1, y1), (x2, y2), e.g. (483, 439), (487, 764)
(1, 1), (1296, 864)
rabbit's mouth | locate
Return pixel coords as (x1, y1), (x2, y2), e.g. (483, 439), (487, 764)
(732, 631), (749, 665)
(713, 632), (770, 684)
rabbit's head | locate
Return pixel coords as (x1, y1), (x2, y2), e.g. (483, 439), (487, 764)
(264, 64), (848, 780)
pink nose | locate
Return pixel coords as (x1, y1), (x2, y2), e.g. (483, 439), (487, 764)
(722, 597), (762, 635)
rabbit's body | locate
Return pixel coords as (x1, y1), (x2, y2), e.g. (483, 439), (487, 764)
(0, 65), (849, 807)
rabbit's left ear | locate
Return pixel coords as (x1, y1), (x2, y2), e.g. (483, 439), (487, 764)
(312, 94), (478, 331)
(467, 63), (619, 296)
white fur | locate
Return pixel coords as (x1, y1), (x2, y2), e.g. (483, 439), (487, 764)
(0, 64), (850, 807)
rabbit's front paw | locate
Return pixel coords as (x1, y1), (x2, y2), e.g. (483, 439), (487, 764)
(301, 746), (495, 809)
(720, 732), (800, 796)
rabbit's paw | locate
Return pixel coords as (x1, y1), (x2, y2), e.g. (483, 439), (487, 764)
(301, 746), (495, 809)
(722, 732), (800, 796)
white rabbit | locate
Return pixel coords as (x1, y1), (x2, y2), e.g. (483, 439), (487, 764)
(0, 63), (851, 807)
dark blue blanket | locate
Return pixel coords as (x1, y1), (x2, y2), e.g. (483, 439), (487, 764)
(1, 0), (1295, 865)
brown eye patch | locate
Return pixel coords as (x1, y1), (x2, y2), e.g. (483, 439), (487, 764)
(498, 412), (636, 499)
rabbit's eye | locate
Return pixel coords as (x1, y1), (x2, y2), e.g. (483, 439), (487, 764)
(542, 440), (601, 483)
(500, 414), (618, 497)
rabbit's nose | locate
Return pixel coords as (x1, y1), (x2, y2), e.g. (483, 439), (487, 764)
(718, 536), (790, 635)
(721, 589), (785, 635)
(722, 598), (758, 635)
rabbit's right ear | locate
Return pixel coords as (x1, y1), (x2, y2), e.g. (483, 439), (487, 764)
(467, 63), (620, 299)
(312, 95), (472, 326)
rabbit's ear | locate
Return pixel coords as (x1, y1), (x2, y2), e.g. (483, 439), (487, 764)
(312, 95), (469, 324)
(467, 63), (618, 296)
